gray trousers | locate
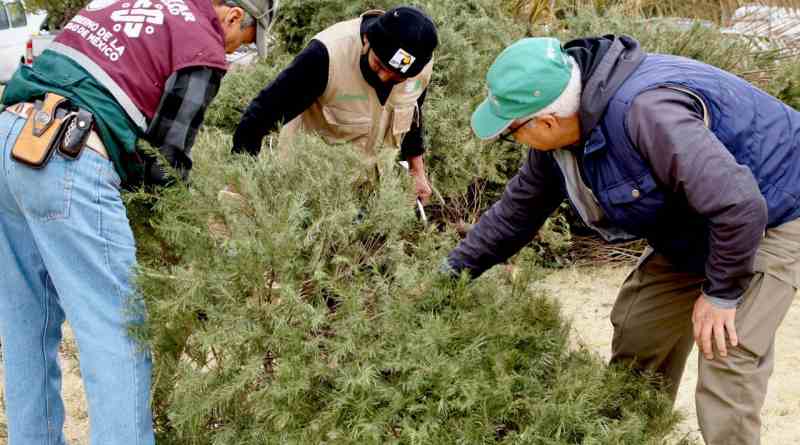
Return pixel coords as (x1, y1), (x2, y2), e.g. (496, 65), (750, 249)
(610, 219), (800, 445)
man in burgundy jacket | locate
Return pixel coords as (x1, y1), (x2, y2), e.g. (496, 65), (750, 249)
(0, 1), (272, 443)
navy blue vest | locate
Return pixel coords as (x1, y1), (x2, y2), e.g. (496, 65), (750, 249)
(577, 54), (800, 271)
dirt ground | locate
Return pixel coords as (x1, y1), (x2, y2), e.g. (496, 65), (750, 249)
(0, 326), (89, 445)
(0, 264), (798, 444)
(535, 265), (800, 445)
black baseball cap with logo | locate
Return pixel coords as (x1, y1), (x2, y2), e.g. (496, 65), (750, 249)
(365, 6), (438, 78)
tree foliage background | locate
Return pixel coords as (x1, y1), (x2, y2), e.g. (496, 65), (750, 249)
(130, 1), (799, 444)
(4, 0), (799, 443)
(22, 0), (85, 28)
(133, 132), (681, 444)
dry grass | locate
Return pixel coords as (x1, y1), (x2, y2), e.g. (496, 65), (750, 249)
(507, 0), (800, 24)
(569, 236), (647, 267)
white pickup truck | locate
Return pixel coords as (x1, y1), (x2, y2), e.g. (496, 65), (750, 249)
(0, 0), (46, 83)
(24, 24), (56, 65)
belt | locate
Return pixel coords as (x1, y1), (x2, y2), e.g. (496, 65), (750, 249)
(5, 102), (109, 160)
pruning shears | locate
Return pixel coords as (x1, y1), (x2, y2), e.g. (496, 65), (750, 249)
(398, 161), (429, 225)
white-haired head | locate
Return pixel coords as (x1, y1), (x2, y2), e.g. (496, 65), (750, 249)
(530, 56), (582, 119)
(472, 37), (584, 142)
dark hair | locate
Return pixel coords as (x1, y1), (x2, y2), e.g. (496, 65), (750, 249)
(213, 0), (256, 29)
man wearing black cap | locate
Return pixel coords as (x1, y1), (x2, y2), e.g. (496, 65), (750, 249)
(232, 6), (438, 203)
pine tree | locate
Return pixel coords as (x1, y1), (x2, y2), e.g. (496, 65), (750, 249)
(134, 132), (681, 444)
(132, 2), (800, 443)
(23, 0), (86, 28)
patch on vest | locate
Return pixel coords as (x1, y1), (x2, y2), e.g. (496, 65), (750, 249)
(110, 6), (164, 39)
(405, 79), (422, 93)
(336, 93), (369, 102)
(64, 0), (201, 65)
(388, 49), (415, 74)
(103, 0), (196, 39)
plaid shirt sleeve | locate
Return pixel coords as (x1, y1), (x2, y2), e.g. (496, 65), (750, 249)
(144, 66), (224, 185)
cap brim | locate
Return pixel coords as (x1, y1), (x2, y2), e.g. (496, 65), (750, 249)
(471, 98), (514, 140)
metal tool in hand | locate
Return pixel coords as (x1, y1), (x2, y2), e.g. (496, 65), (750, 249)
(398, 161), (428, 225)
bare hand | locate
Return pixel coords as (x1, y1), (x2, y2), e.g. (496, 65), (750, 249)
(410, 170), (432, 204)
(405, 155), (432, 205)
(692, 295), (738, 360)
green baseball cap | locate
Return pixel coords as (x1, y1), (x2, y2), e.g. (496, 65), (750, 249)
(471, 38), (573, 140)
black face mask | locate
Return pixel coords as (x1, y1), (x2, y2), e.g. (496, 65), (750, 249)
(359, 52), (402, 90)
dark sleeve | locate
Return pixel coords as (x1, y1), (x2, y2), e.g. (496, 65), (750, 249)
(627, 88), (768, 306)
(232, 40), (330, 155)
(400, 88), (427, 159)
(145, 66), (223, 185)
(447, 149), (565, 278)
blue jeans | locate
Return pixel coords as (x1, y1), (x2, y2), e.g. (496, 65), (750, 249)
(0, 111), (154, 444)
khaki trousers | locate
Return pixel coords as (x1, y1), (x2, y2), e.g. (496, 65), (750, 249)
(610, 219), (800, 445)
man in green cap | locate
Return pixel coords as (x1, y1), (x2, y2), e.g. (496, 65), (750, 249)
(445, 35), (800, 445)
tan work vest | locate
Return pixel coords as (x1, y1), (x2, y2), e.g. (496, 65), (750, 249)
(278, 11), (433, 160)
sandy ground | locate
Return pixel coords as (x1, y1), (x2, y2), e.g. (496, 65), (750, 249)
(535, 265), (800, 445)
(0, 326), (89, 445)
(0, 264), (797, 444)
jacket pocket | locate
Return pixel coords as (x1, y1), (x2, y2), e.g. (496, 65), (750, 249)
(390, 105), (415, 147)
(392, 106), (415, 135)
(600, 172), (666, 234)
(321, 105), (371, 144)
(605, 173), (658, 205)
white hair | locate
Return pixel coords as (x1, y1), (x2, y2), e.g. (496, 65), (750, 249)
(531, 56), (582, 119)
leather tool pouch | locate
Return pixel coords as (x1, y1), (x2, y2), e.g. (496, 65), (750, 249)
(58, 109), (94, 160)
(11, 93), (72, 168)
